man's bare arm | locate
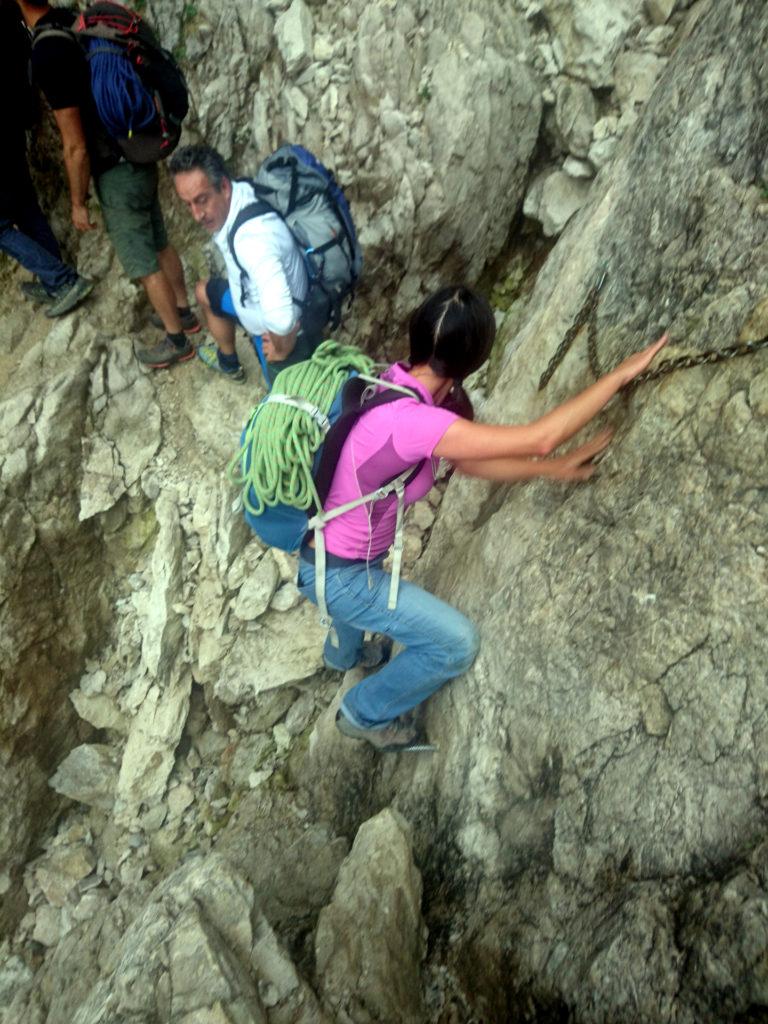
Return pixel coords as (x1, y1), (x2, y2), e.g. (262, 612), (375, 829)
(52, 106), (95, 231)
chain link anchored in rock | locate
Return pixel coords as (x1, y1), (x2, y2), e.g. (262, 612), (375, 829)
(538, 269), (607, 390)
(623, 334), (768, 390)
(539, 269), (768, 392)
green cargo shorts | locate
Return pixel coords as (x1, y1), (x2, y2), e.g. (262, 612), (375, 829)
(94, 162), (168, 279)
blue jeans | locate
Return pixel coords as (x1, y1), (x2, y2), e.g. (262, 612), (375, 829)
(0, 200), (75, 295)
(297, 555), (479, 729)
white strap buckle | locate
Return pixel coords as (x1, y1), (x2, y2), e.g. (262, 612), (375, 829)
(265, 394), (330, 433)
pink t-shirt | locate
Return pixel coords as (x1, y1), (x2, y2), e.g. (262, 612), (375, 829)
(321, 363), (459, 560)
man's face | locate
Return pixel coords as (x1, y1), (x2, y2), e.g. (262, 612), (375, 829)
(174, 169), (232, 234)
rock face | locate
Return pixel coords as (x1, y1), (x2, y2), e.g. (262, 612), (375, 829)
(396, 1), (768, 1020)
(149, 0), (542, 339)
(8, 855), (327, 1024)
(0, 317), (108, 933)
(540, 0), (645, 87)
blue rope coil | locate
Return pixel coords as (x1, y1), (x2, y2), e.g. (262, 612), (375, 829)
(87, 40), (156, 137)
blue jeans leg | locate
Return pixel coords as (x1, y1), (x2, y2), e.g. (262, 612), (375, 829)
(297, 558), (479, 728)
(0, 216), (74, 294)
(15, 198), (64, 262)
(323, 616), (365, 672)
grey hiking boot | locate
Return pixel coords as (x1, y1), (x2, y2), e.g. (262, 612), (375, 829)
(45, 275), (94, 318)
(135, 335), (195, 369)
(335, 710), (418, 752)
(149, 308), (201, 333)
(20, 279), (54, 304)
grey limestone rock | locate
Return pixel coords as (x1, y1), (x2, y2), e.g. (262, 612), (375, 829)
(399, 1), (768, 1019)
(231, 551), (280, 621)
(541, 0), (646, 87)
(315, 808), (426, 1024)
(59, 855), (325, 1024)
(646, 0), (677, 24)
(80, 342), (161, 521)
(49, 745), (119, 811)
(275, 0), (314, 77)
(613, 50), (668, 114)
(524, 167), (593, 236)
(554, 78), (598, 158)
(213, 602), (325, 705)
(138, 491), (185, 678)
(589, 114), (622, 169)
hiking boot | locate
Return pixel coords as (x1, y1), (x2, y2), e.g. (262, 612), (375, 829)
(20, 280), (54, 304)
(149, 308), (201, 333)
(44, 275), (94, 318)
(196, 342), (246, 383)
(335, 710), (418, 752)
(324, 638), (392, 673)
(360, 637), (392, 669)
(135, 335), (195, 369)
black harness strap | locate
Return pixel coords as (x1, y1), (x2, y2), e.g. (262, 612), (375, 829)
(227, 196), (276, 305)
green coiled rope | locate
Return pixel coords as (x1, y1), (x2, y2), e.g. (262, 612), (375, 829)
(226, 340), (375, 516)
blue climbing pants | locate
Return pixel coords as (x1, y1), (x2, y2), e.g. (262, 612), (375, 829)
(297, 554), (479, 729)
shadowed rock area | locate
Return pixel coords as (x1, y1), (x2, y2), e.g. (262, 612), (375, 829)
(2, 0), (768, 1022)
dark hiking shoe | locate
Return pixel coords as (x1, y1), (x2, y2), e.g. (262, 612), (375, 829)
(135, 335), (195, 369)
(196, 342), (246, 383)
(359, 637), (392, 669)
(323, 638), (392, 673)
(149, 308), (201, 333)
(44, 275), (94, 318)
(335, 710), (418, 752)
(20, 280), (54, 304)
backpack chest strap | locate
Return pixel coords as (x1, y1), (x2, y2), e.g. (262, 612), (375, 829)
(264, 394), (330, 433)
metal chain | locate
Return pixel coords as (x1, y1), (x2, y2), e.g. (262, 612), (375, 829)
(587, 295), (602, 380)
(624, 334), (768, 390)
(540, 269), (768, 392)
(538, 271), (607, 391)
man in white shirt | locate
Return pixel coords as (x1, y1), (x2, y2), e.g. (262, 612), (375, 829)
(169, 145), (326, 386)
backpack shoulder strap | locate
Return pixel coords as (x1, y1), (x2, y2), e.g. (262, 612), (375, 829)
(31, 25), (81, 49)
(312, 378), (424, 512)
(227, 185), (277, 305)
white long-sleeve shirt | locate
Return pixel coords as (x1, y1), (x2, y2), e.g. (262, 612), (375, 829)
(214, 180), (307, 336)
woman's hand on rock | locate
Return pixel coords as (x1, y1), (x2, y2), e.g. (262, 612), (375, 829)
(549, 427), (614, 480)
(616, 332), (668, 386)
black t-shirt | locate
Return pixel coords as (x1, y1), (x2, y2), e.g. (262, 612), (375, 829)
(0, 5), (36, 213)
(0, 5), (36, 134)
(31, 8), (121, 174)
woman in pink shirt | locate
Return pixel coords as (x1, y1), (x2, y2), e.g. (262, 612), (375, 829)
(297, 286), (667, 751)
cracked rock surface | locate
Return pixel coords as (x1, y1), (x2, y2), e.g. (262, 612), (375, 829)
(398, 1), (768, 1019)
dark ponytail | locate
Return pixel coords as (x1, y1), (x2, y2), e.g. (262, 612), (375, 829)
(408, 285), (495, 381)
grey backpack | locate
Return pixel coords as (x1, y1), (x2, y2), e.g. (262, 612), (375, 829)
(228, 144), (363, 330)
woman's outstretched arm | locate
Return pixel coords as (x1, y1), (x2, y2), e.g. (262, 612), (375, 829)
(434, 333), (667, 462)
(454, 429), (613, 483)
